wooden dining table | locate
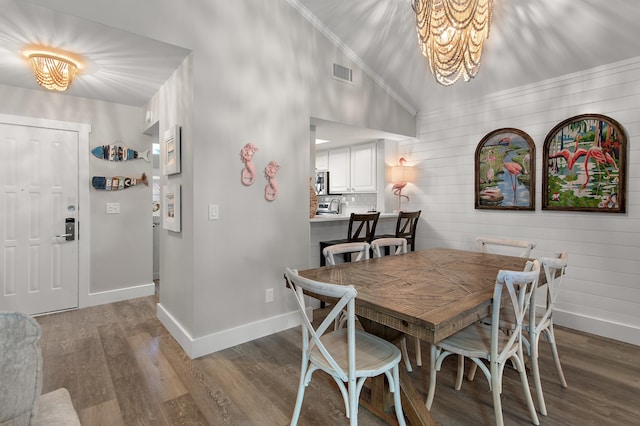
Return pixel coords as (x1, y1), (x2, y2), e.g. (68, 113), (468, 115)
(297, 247), (545, 426)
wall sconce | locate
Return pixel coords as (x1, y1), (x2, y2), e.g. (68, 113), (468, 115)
(22, 45), (84, 92)
(392, 158), (410, 211)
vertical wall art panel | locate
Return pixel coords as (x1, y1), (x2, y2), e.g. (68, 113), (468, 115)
(475, 128), (536, 210)
(542, 114), (626, 213)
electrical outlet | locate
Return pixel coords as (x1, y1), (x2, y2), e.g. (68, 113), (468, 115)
(265, 288), (274, 303)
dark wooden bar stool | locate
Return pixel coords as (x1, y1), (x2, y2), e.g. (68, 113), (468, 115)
(376, 210), (421, 252)
(319, 212), (380, 266)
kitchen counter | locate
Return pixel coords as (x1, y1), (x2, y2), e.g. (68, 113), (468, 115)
(310, 212), (397, 222)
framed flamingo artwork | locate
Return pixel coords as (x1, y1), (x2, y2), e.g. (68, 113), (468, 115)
(542, 114), (626, 213)
(475, 128), (536, 210)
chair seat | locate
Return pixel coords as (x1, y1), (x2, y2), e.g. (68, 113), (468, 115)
(438, 323), (513, 359)
(311, 328), (402, 377)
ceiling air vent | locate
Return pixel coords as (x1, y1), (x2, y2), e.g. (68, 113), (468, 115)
(332, 63), (353, 84)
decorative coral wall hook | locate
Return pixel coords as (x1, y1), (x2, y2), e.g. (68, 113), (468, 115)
(264, 160), (280, 201)
(240, 143), (259, 186)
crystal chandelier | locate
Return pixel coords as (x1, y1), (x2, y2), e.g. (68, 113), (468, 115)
(23, 46), (83, 92)
(412, 0), (493, 86)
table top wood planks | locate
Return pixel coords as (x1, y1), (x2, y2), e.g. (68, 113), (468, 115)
(298, 247), (541, 344)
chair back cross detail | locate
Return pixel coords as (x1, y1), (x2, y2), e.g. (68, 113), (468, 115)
(347, 212), (380, 242)
(375, 210), (421, 252)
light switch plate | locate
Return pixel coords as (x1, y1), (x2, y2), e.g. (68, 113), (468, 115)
(106, 203), (120, 214)
(208, 204), (219, 220)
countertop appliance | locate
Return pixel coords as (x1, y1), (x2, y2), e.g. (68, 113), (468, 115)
(316, 200), (340, 215)
(314, 171), (330, 195)
(315, 171), (342, 195)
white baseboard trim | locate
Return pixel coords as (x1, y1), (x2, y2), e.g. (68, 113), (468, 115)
(156, 304), (308, 359)
(554, 309), (640, 346)
(82, 282), (156, 308)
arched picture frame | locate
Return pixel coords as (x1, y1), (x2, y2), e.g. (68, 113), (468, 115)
(542, 114), (626, 213)
(475, 128), (536, 210)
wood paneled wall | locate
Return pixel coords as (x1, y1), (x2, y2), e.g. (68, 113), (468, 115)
(400, 57), (640, 346)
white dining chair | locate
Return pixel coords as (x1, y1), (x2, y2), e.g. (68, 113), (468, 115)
(284, 268), (406, 426)
(323, 241), (370, 266)
(476, 236), (536, 258)
(323, 242), (370, 330)
(426, 261), (541, 426)
(371, 237), (407, 258)
(526, 252), (570, 415)
(370, 237), (419, 373)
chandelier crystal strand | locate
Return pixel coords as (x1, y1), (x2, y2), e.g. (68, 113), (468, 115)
(29, 55), (78, 91)
(23, 46), (83, 92)
(412, 0), (493, 86)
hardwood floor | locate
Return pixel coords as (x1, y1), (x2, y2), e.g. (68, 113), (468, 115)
(36, 295), (640, 425)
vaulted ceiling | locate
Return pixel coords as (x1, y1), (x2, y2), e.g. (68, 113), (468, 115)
(295, 0), (640, 115)
(2, 0), (639, 120)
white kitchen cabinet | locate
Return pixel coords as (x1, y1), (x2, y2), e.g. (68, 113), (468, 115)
(315, 150), (329, 171)
(350, 142), (377, 192)
(328, 146), (351, 193)
(325, 142), (377, 193)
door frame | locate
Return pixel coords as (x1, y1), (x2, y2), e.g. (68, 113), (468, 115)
(0, 113), (91, 310)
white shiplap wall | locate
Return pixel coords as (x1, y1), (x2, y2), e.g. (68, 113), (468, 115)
(401, 57), (640, 346)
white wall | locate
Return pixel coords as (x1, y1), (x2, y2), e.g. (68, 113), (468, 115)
(401, 57), (640, 345)
(0, 84), (154, 303)
(35, 0), (416, 357)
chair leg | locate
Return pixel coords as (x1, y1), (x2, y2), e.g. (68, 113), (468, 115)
(455, 355), (464, 390)
(530, 333), (547, 416)
(426, 344), (438, 409)
(546, 324), (568, 388)
(467, 361), (478, 381)
(391, 365), (407, 426)
(513, 354), (540, 426)
(491, 364), (505, 426)
(348, 378), (358, 426)
(415, 337), (422, 366)
(291, 365), (308, 425)
(400, 336), (413, 373)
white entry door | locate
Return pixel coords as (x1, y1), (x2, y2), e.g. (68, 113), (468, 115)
(0, 122), (79, 315)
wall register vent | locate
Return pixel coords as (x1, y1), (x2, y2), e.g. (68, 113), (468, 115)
(332, 63), (353, 84)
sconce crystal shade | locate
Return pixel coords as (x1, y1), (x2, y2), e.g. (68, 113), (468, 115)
(23, 46), (83, 92)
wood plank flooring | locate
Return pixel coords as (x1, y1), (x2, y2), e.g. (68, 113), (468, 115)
(35, 294), (640, 425)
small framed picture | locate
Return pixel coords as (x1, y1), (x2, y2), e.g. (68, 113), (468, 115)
(162, 184), (181, 232)
(162, 125), (181, 175)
